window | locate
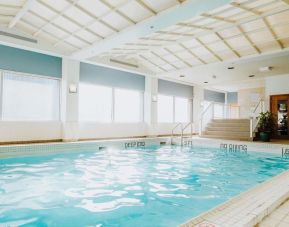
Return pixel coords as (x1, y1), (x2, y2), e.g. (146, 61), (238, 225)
(158, 95), (174, 123)
(79, 84), (143, 123)
(114, 89), (142, 123)
(175, 97), (190, 123)
(158, 95), (191, 123)
(2, 72), (60, 121)
(79, 83), (112, 122)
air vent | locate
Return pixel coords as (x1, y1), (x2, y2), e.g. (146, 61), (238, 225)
(0, 31), (37, 44)
(110, 58), (138, 68)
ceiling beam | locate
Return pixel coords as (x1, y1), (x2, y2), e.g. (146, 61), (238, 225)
(230, 2), (261, 15)
(139, 55), (167, 72)
(151, 51), (179, 70)
(0, 4), (21, 11)
(8, 0), (36, 28)
(135, 0), (156, 15)
(263, 18), (284, 49)
(237, 25), (261, 54)
(164, 47), (192, 67)
(72, 0), (232, 59)
(179, 43), (207, 65)
(215, 32), (241, 58)
(121, 6), (289, 57)
(195, 38), (223, 62)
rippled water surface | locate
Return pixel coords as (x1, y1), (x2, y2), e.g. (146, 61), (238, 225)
(1, 146), (289, 227)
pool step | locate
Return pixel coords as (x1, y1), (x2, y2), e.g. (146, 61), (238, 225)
(202, 119), (251, 141)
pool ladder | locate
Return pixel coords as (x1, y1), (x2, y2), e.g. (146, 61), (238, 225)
(171, 122), (194, 146)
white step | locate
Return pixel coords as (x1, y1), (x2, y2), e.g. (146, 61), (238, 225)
(207, 122), (250, 127)
(212, 119), (249, 123)
(204, 130), (249, 137)
(206, 126), (249, 132)
(200, 134), (250, 141)
(202, 118), (251, 141)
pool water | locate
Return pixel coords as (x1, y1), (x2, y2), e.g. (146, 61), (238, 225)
(1, 145), (289, 227)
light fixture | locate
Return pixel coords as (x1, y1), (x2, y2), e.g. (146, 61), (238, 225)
(228, 66), (235, 70)
(180, 75), (185, 78)
(249, 75), (255, 78)
(212, 75), (217, 79)
(259, 66), (273, 72)
(152, 95), (158, 102)
(204, 81), (208, 84)
(69, 84), (77, 93)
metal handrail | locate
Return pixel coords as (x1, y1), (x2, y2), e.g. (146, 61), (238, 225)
(252, 98), (264, 114)
(199, 102), (214, 136)
(171, 123), (183, 145)
(250, 99), (265, 139)
(200, 102), (214, 117)
(181, 122), (194, 146)
(182, 122), (194, 136)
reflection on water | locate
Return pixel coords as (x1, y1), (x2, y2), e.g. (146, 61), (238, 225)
(0, 146), (289, 227)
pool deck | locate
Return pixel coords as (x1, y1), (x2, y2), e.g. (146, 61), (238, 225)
(257, 199), (289, 227)
(181, 169), (289, 227)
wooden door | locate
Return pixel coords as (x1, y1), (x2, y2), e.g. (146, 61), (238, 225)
(270, 95), (289, 139)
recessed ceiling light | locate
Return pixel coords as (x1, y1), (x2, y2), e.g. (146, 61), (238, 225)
(204, 81), (208, 84)
(179, 75), (185, 78)
(228, 66), (235, 70)
(259, 66), (273, 72)
(249, 75), (255, 78)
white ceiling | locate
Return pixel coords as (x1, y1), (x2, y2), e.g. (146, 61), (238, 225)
(160, 50), (289, 92)
(0, 0), (289, 89)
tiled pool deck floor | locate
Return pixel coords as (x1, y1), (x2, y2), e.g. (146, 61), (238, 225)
(257, 200), (289, 227)
(181, 167), (289, 227)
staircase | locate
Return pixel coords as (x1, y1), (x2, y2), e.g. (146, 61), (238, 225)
(201, 119), (251, 141)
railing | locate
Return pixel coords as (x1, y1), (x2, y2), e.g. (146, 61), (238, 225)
(199, 102), (240, 135)
(181, 122), (194, 146)
(171, 123), (183, 145)
(250, 99), (265, 139)
(171, 122), (194, 146)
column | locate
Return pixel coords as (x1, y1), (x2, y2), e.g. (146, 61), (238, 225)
(192, 86), (204, 134)
(61, 58), (80, 142)
(144, 77), (158, 136)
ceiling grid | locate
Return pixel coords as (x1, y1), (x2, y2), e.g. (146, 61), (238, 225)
(0, 0), (288, 73)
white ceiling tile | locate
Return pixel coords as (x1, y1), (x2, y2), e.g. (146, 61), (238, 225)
(65, 6), (93, 25)
(143, 0), (177, 12)
(43, 0), (69, 11)
(53, 16), (80, 33)
(88, 20), (115, 37)
(78, 0), (110, 17)
(43, 23), (67, 39)
(30, 1), (57, 20)
(23, 12), (46, 28)
(102, 11), (132, 30)
(118, 1), (153, 22)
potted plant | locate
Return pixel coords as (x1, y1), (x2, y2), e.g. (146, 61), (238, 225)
(257, 111), (275, 142)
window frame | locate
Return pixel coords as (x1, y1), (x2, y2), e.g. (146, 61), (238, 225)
(0, 69), (61, 122)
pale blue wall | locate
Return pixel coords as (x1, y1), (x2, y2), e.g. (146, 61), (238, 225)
(204, 89), (225, 103)
(0, 44), (62, 78)
(158, 79), (194, 98)
(227, 92), (238, 104)
(80, 62), (145, 91)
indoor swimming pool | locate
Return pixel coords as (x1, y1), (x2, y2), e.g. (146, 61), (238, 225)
(1, 144), (289, 227)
